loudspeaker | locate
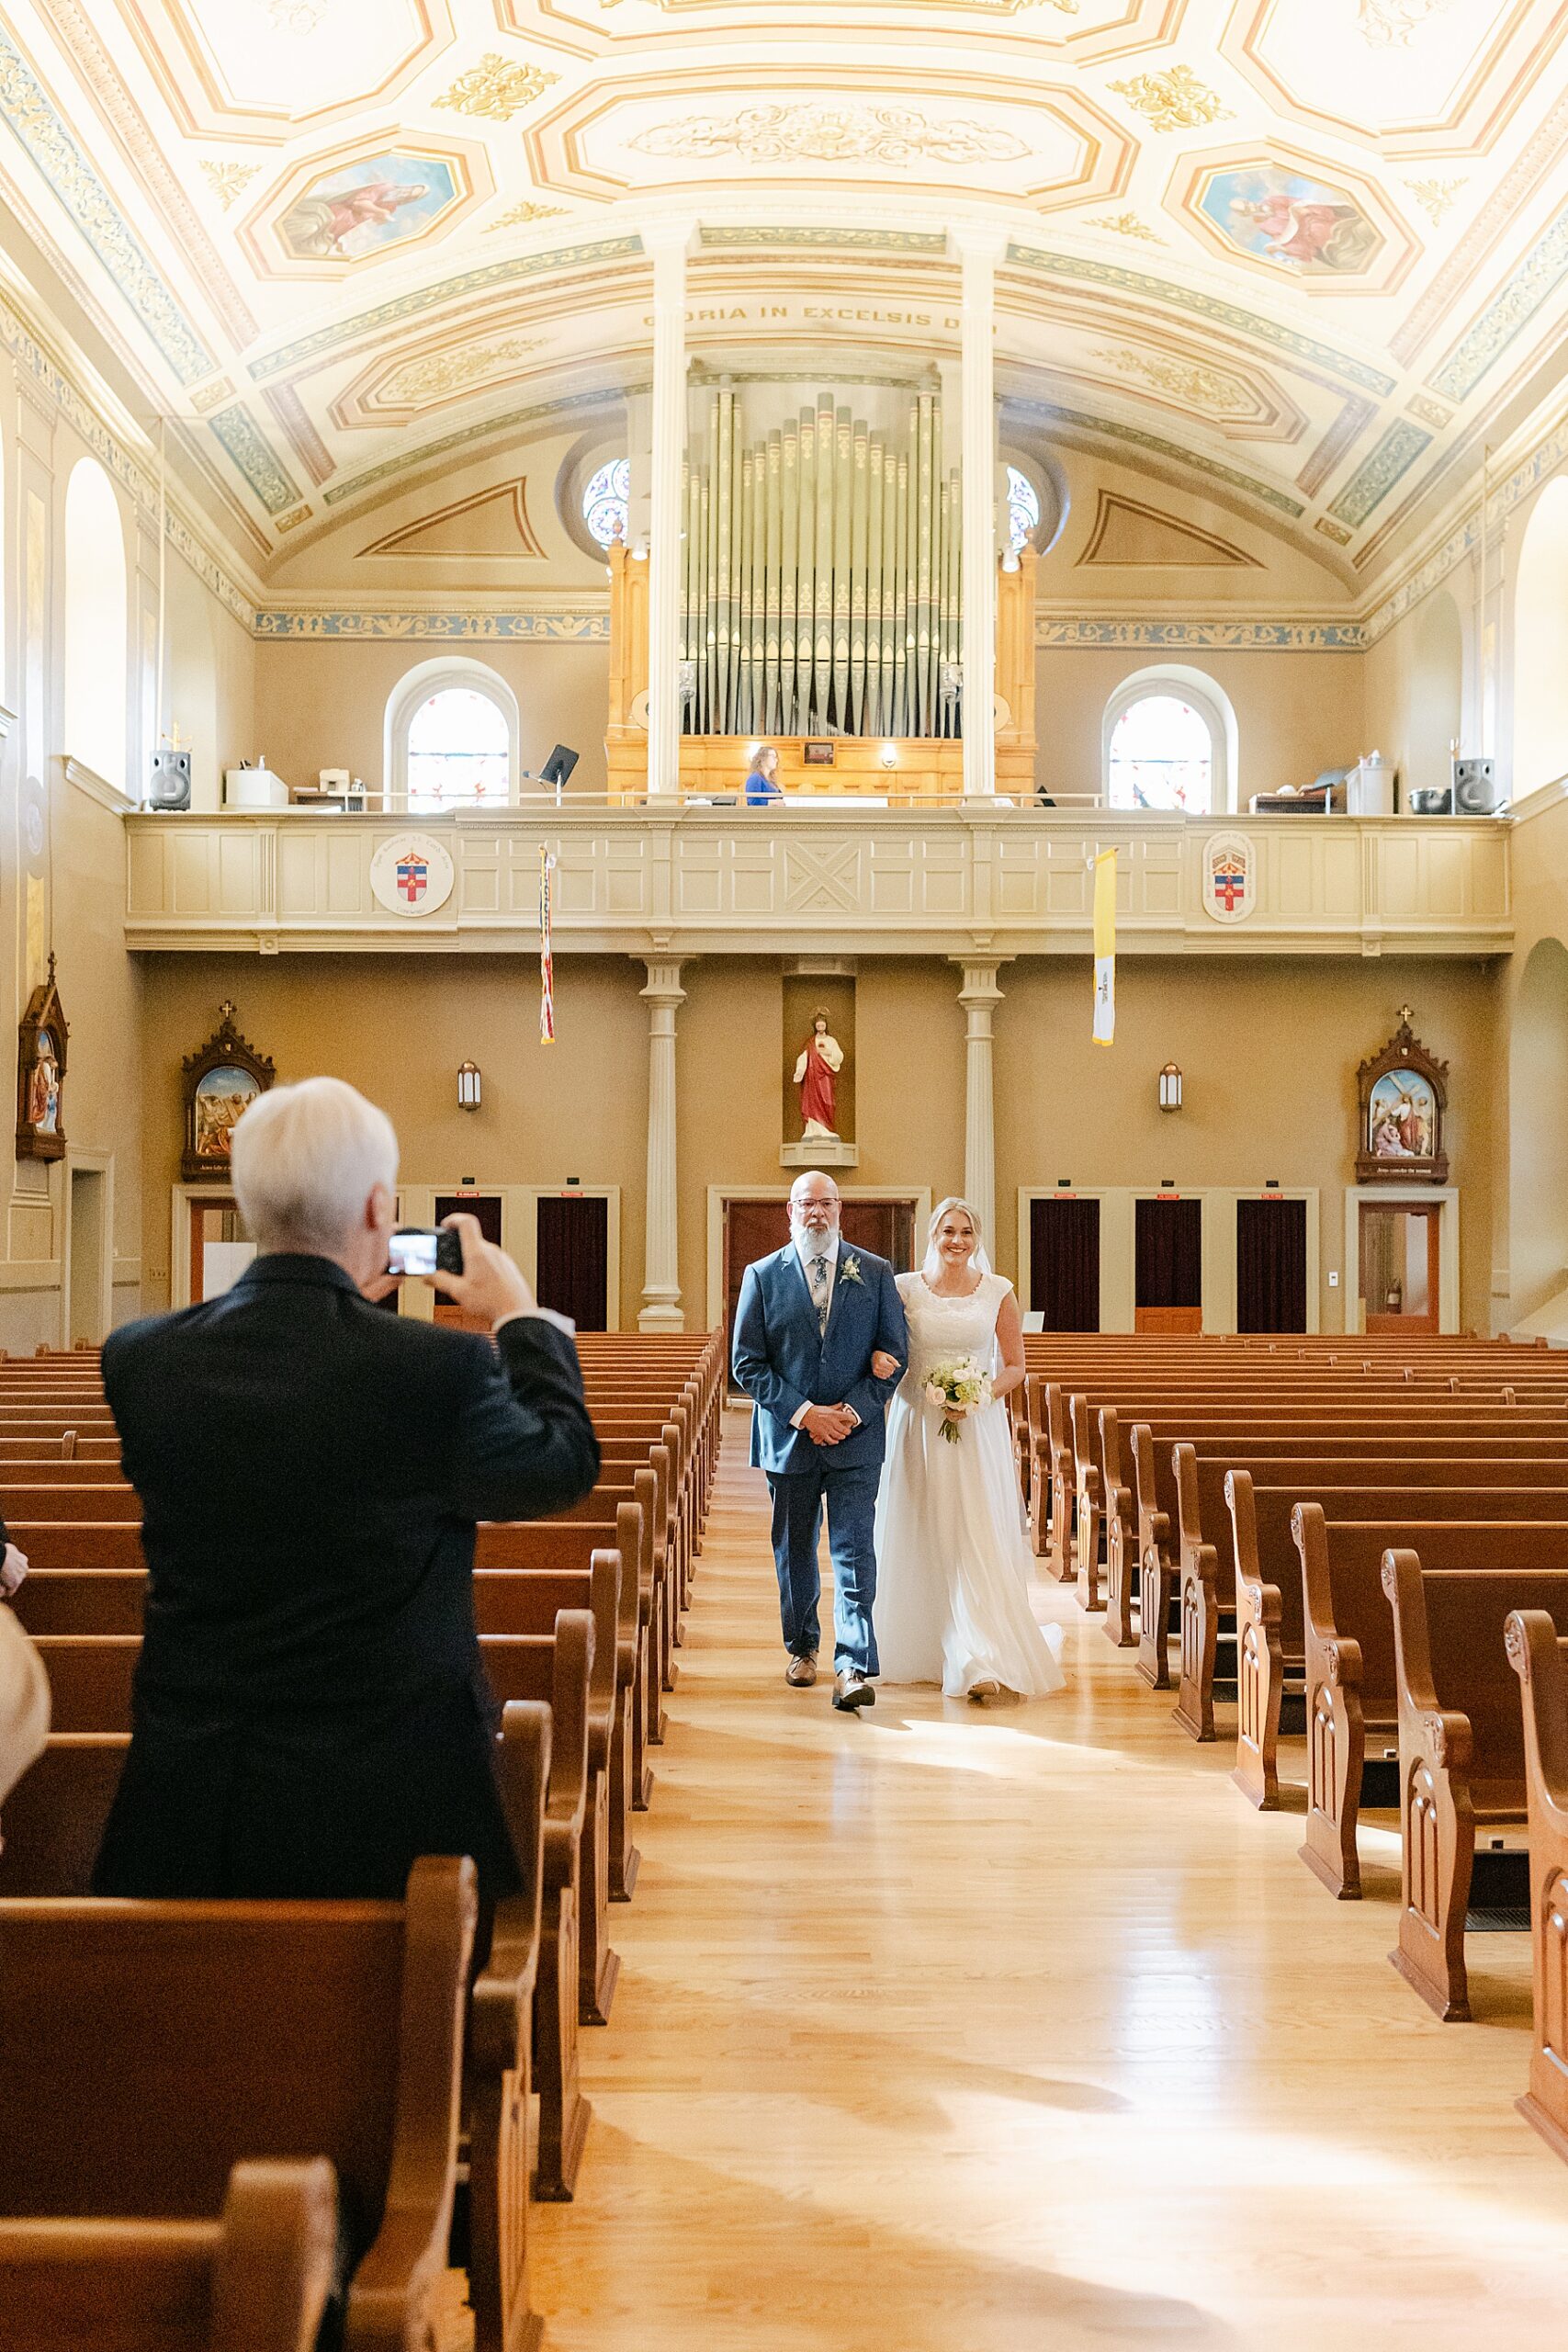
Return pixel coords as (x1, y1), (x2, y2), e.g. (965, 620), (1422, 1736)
(1452, 756), (1498, 814)
(148, 748), (191, 810)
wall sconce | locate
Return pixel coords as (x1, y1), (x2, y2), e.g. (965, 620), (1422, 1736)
(879, 741), (898, 769)
(457, 1060), (481, 1113)
(1158, 1061), (1183, 1113)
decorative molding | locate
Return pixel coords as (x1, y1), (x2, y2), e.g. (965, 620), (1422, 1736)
(206, 403), (304, 516)
(1297, 394), (1378, 500)
(434, 52), (558, 120)
(1008, 394), (1304, 518)
(321, 383), (629, 508)
(1428, 207), (1568, 404)
(251, 609), (609, 640)
(60, 754), (135, 815)
(358, 478), (546, 560)
(248, 238), (644, 381)
(1107, 66), (1233, 132)
(0, 26), (212, 385)
(0, 701), (17, 739)
(1360, 399), (1568, 642)
(1004, 244), (1396, 396)
(1035, 616), (1366, 650)
(699, 225), (948, 253)
(1327, 419), (1434, 527)
(632, 102), (1029, 166)
(1390, 83), (1568, 368)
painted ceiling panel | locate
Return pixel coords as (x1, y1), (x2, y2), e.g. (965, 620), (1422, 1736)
(0, 0), (1559, 590)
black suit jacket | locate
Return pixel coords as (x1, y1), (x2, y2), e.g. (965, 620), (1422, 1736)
(92, 1254), (600, 1900)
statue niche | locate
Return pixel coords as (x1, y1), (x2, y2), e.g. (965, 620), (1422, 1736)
(781, 974), (857, 1170)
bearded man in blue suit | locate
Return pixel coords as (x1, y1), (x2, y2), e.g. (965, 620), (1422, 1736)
(731, 1171), (908, 1711)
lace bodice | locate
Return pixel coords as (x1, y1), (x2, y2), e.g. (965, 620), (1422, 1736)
(895, 1270), (1010, 1387)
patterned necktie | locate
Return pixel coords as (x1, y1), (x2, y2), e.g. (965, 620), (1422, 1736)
(808, 1252), (830, 1338)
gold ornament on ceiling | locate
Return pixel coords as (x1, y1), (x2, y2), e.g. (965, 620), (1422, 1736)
(487, 200), (568, 231)
(267, 0), (329, 28)
(379, 333), (546, 407)
(1407, 394), (1451, 430)
(630, 103), (1029, 167)
(199, 162), (261, 211)
(1089, 346), (1247, 416)
(1107, 66), (1234, 133)
(1315, 516), (1354, 544)
(1359, 0), (1456, 44)
(434, 52), (559, 122)
(1406, 176), (1465, 226)
(1087, 212), (1165, 243)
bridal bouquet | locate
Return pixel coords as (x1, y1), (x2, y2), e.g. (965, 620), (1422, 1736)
(924, 1354), (993, 1443)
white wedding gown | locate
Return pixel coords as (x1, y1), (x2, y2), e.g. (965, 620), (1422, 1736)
(874, 1271), (1066, 1698)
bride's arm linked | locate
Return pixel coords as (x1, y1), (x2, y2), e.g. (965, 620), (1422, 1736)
(989, 1284), (1027, 1408)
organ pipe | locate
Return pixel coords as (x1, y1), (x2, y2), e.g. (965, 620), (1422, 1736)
(680, 387), (963, 740)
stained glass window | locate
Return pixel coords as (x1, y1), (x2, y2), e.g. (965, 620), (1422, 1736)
(1006, 464), (1041, 553)
(583, 458), (630, 549)
(406, 686), (510, 812)
(1107, 694), (1213, 812)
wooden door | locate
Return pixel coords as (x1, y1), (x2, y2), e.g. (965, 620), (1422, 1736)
(723, 1195), (917, 1391)
(1029, 1197), (1100, 1331)
(434, 1193), (502, 1329)
(1235, 1197), (1307, 1333)
(1135, 1196), (1202, 1335)
(536, 1194), (609, 1331)
(1360, 1202), (1440, 1335)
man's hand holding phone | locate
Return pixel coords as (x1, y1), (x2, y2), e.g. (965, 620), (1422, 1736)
(427, 1212), (537, 1329)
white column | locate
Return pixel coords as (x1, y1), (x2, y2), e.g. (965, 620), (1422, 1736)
(955, 961), (1005, 1250)
(954, 227), (1005, 800)
(638, 959), (686, 1330)
(644, 221), (694, 798)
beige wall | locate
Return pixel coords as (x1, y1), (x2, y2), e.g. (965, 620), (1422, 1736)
(134, 945), (1500, 1337)
(1361, 587), (1466, 807)
(251, 638), (612, 807)
(994, 956), (1500, 1333)
(1033, 646), (1366, 804)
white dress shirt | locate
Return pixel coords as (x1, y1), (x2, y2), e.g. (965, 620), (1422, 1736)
(788, 1232), (859, 1430)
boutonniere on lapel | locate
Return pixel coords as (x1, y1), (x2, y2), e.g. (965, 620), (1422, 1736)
(840, 1254), (864, 1286)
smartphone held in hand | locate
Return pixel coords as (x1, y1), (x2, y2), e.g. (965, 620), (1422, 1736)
(387, 1226), (464, 1279)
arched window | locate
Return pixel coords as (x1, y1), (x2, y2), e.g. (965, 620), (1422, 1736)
(582, 458), (629, 549)
(385, 658), (519, 811)
(1102, 667), (1236, 813)
(63, 458), (128, 791)
(1006, 464), (1041, 553)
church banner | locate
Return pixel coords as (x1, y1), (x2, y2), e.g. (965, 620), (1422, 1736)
(539, 846), (558, 1044)
(1092, 849), (1116, 1046)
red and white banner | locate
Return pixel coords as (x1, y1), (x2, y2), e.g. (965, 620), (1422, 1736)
(539, 845), (558, 1044)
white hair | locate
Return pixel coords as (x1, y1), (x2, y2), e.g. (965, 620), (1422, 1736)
(231, 1077), (398, 1256)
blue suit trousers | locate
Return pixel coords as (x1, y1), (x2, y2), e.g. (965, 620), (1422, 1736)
(767, 1455), (880, 1679)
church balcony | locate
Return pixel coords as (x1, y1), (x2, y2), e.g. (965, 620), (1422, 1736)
(121, 805), (1512, 961)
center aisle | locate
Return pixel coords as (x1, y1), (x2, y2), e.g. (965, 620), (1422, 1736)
(528, 1410), (1568, 2351)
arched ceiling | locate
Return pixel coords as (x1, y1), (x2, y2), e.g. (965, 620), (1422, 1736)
(2, 0), (1566, 593)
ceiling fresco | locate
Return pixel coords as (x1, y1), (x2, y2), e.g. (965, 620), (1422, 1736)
(0, 0), (1563, 596)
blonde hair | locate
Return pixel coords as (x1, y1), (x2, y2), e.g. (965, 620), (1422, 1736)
(922, 1193), (987, 1282)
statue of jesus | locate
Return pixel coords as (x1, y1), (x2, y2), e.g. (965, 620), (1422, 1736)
(794, 1012), (844, 1140)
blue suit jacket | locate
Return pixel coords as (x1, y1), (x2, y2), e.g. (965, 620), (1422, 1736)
(732, 1243), (908, 1476)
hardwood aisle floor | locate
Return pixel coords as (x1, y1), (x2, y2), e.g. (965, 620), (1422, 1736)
(527, 1413), (1568, 2351)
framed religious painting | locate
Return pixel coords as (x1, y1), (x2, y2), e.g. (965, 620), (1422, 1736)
(181, 1002), (275, 1182)
(15, 954), (67, 1163)
(1355, 1009), (1448, 1185)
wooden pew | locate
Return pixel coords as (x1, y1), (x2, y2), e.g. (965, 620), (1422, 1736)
(0, 1852), (477, 2350)
(1506, 1609), (1568, 2168)
(1170, 1449), (1568, 1743)
(1382, 1553), (1568, 2020)
(0, 2154), (339, 2352)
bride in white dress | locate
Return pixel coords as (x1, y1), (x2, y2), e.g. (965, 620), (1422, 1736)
(874, 1197), (1066, 1702)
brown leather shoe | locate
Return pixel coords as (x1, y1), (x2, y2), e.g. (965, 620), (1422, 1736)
(785, 1654), (818, 1688)
(833, 1670), (875, 1712)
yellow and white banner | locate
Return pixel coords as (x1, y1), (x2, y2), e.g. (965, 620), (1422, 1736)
(1091, 848), (1116, 1046)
